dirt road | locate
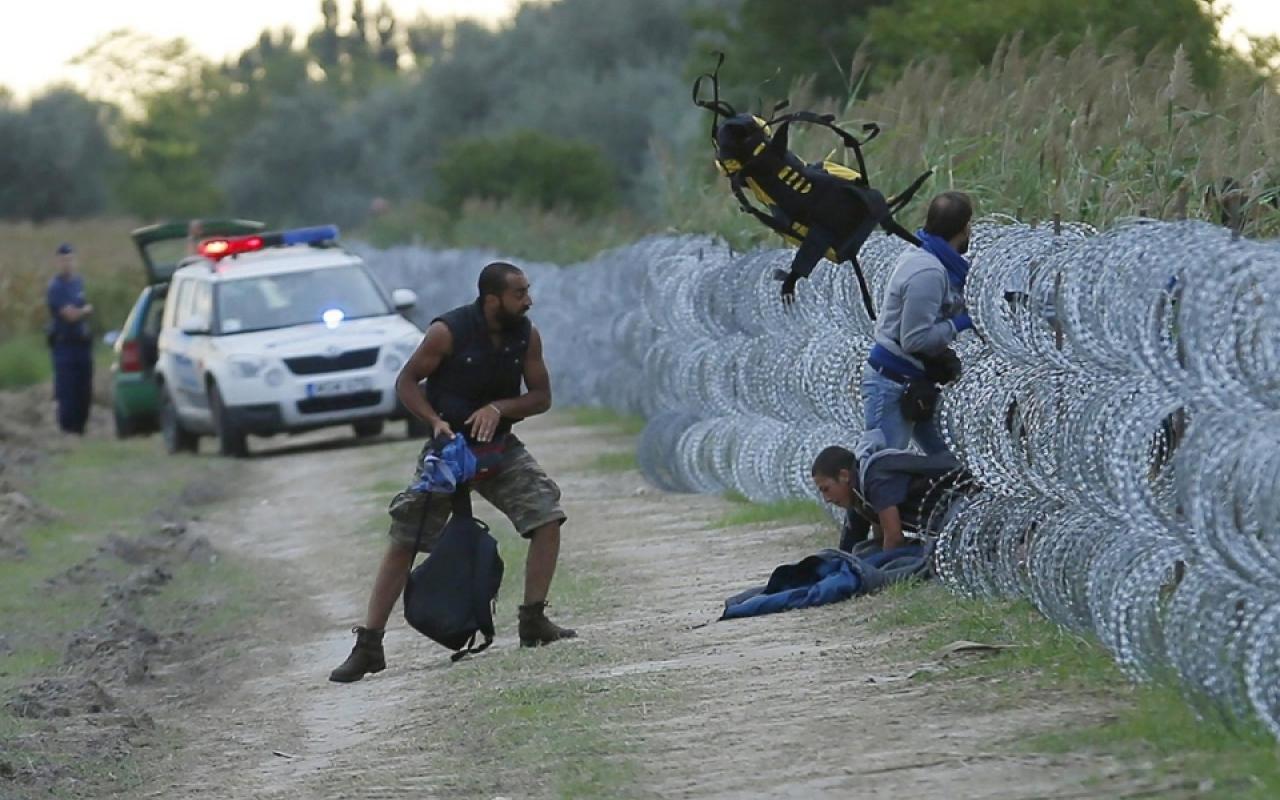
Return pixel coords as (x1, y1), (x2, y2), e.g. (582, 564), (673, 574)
(126, 413), (1149, 800)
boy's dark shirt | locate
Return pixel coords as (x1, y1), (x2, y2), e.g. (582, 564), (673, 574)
(839, 451), (964, 551)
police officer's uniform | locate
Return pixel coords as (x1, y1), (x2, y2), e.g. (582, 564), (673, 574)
(46, 257), (93, 434)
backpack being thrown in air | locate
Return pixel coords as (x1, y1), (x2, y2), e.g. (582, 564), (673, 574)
(692, 52), (933, 314)
(403, 479), (504, 661)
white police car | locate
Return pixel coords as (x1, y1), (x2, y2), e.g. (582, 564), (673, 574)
(155, 225), (429, 457)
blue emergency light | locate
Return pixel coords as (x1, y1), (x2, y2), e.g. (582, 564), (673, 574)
(198, 224), (340, 261)
(281, 225), (340, 246)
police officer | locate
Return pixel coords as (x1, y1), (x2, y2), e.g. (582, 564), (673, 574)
(46, 243), (94, 435)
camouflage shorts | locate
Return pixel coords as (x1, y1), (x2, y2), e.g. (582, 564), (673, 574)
(387, 441), (566, 552)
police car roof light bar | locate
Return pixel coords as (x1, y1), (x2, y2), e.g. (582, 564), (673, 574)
(197, 224), (340, 262)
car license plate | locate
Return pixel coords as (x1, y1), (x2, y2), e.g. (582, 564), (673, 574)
(305, 376), (373, 397)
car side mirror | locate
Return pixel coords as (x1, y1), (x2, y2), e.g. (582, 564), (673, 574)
(180, 314), (210, 335)
(392, 288), (418, 311)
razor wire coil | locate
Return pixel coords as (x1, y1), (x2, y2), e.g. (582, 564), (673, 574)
(358, 218), (1280, 739)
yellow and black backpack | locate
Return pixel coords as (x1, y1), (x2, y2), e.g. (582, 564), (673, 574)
(693, 53), (933, 317)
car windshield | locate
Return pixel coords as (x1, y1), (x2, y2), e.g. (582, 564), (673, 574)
(214, 264), (391, 335)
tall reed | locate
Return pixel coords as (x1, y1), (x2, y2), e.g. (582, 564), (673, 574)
(665, 37), (1279, 245)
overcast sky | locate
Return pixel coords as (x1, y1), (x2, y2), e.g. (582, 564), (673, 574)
(2, 0), (1277, 99)
(0, 0), (519, 99)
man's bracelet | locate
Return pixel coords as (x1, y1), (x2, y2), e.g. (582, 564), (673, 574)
(488, 404), (503, 417)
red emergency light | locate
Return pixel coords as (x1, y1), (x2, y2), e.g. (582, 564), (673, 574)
(196, 225), (339, 262)
(199, 234), (264, 260)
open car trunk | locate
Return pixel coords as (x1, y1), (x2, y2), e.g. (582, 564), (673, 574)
(130, 219), (266, 285)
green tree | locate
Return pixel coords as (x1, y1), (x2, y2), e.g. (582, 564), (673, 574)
(308, 0), (342, 82)
(71, 29), (203, 114)
(0, 89), (116, 220)
(220, 90), (369, 225)
(374, 2), (400, 71)
(435, 130), (619, 215)
(114, 87), (225, 219)
(691, 0), (892, 101)
(346, 0), (377, 91)
(696, 0), (1232, 97)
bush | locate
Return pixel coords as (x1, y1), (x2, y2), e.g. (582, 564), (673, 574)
(435, 131), (619, 217)
(360, 201), (455, 249)
(0, 334), (51, 389)
(353, 197), (655, 264)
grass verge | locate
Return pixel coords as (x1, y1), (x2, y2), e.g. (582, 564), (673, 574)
(712, 492), (836, 530)
(588, 450), (639, 473)
(0, 334), (53, 389)
(869, 583), (1280, 798)
(565, 406), (647, 436)
(0, 336), (116, 391)
(0, 440), (232, 690)
(0, 436), (252, 795)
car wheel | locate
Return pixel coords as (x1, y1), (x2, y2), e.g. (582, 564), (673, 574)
(160, 386), (198, 455)
(209, 383), (249, 458)
(353, 419), (385, 438)
(405, 415), (431, 439)
(114, 404), (136, 439)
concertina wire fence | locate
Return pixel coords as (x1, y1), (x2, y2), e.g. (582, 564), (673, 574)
(358, 216), (1280, 739)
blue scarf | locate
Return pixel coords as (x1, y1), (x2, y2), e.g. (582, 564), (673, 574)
(916, 229), (970, 288)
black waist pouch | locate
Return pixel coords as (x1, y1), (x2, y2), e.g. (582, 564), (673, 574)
(403, 487), (504, 661)
(921, 347), (962, 385)
(900, 380), (940, 422)
(901, 347), (961, 422)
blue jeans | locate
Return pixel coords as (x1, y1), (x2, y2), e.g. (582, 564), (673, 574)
(860, 365), (949, 455)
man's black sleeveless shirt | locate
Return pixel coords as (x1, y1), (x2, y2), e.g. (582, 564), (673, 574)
(426, 301), (530, 440)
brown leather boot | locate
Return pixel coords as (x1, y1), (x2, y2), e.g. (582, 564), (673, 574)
(328, 626), (386, 682)
(518, 601), (577, 647)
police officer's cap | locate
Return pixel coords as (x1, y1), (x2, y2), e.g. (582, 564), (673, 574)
(56, 243), (73, 255)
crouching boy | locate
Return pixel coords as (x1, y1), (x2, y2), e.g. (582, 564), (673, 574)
(810, 431), (971, 553)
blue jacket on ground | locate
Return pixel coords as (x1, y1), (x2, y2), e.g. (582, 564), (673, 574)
(720, 542), (931, 621)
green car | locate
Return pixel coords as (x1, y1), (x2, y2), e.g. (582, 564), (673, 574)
(111, 219), (266, 438)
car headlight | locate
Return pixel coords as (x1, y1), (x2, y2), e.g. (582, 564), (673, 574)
(264, 367), (285, 387)
(228, 354), (268, 379)
(386, 337), (418, 372)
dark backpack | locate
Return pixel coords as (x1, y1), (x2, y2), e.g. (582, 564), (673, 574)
(403, 487), (504, 661)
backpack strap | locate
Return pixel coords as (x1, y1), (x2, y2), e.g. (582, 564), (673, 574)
(771, 110), (879, 186)
(692, 52), (736, 142)
(406, 483), (474, 576)
(729, 174), (794, 237)
(449, 630), (494, 662)
(450, 484), (474, 518)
